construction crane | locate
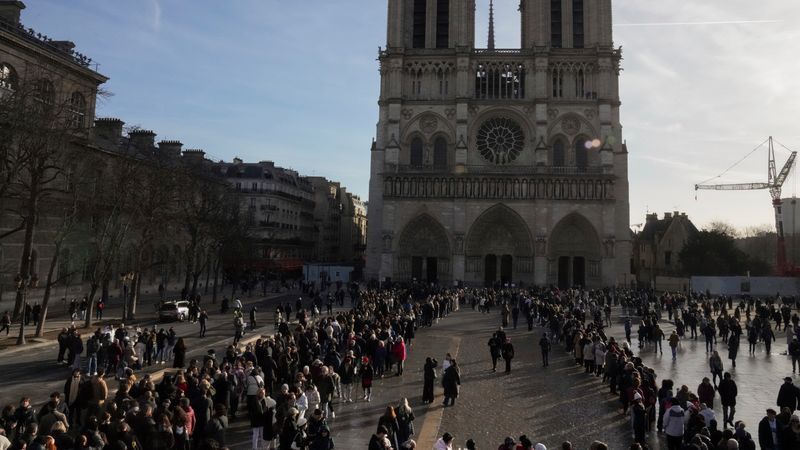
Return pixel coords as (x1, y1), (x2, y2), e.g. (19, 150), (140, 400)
(695, 137), (799, 276)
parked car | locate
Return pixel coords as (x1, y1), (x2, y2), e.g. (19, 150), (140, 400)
(158, 300), (190, 322)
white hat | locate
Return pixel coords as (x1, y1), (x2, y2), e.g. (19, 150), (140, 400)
(634, 392), (643, 401)
(535, 444), (547, 450)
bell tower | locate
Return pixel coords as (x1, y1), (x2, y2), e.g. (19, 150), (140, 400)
(386, 0), (475, 49)
(520, 0), (613, 48)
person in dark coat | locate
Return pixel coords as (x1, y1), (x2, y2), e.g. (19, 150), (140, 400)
(777, 377), (800, 412)
(368, 426), (389, 450)
(501, 338), (515, 374)
(728, 334), (740, 368)
(758, 408), (780, 450)
(718, 372), (738, 429)
(488, 334), (501, 372)
(173, 338), (187, 368)
(422, 357), (438, 404)
(442, 359), (461, 407)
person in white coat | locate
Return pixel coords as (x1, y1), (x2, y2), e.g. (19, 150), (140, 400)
(663, 401), (690, 450)
(434, 432), (454, 450)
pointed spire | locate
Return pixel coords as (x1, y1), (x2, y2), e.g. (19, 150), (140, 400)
(488, 0), (496, 50)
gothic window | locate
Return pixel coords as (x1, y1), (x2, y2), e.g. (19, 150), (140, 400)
(551, 0), (563, 48)
(69, 92), (86, 128)
(552, 69), (563, 98)
(34, 79), (55, 106)
(0, 62), (17, 91)
(552, 139), (565, 166)
(433, 137), (447, 167)
(476, 117), (524, 165)
(575, 137), (588, 169)
(572, 0), (585, 48)
(438, 70), (448, 97)
(410, 137), (424, 165)
(413, 0), (427, 49)
(436, 0), (449, 48)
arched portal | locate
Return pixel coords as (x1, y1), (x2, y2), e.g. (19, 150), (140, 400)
(548, 213), (602, 288)
(466, 204), (533, 286)
(397, 214), (451, 283)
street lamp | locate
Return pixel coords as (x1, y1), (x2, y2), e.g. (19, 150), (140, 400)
(15, 273), (39, 345)
(120, 272), (135, 322)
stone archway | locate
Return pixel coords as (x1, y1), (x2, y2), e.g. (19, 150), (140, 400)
(396, 214), (451, 283)
(548, 213), (602, 288)
(465, 204), (534, 286)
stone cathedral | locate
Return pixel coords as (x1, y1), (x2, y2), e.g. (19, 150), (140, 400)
(365, 0), (631, 288)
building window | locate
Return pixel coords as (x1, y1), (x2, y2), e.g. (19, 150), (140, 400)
(252, 182), (258, 191)
(575, 138), (588, 169)
(69, 92), (86, 128)
(551, 0), (563, 48)
(665, 251), (672, 266)
(552, 139), (565, 166)
(572, 0), (584, 48)
(433, 137), (447, 168)
(436, 0), (449, 48)
(0, 62), (17, 91)
(34, 79), (55, 106)
(410, 137), (424, 165)
(235, 182), (242, 191)
(413, 0), (427, 48)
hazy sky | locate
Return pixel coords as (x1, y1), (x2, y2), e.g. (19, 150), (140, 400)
(21, 0), (800, 232)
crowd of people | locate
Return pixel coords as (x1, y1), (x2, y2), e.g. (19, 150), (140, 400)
(4, 284), (800, 450)
(429, 288), (800, 450)
(0, 284), (462, 450)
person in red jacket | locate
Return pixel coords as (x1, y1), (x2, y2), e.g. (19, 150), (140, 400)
(393, 337), (407, 376)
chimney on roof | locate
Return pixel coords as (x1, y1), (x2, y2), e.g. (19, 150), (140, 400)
(664, 212), (673, 220)
(673, 211), (680, 218)
(158, 140), (183, 158)
(129, 129), (156, 151)
(0, 1), (25, 25)
(646, 213), (658, 224)
(93, 118), (124, 148)
(233, 157), (243, 165)
(182, 149), (206, 164)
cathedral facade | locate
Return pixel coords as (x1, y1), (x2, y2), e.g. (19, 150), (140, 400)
(366, 0), (631, 288)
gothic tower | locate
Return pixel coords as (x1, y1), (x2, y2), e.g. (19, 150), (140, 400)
(367, 0), (631, 288)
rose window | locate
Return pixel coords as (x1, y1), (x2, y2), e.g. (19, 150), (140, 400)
(476, 117), (525, 164)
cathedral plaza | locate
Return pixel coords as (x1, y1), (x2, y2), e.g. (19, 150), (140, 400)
(1, 1), (799, 450)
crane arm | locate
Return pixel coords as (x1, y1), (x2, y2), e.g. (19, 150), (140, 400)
(773, 151), (797, 188)
(695, 182), (770, 191)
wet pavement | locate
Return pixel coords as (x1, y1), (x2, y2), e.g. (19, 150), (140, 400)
(3, 299), (794, 449)
(231, 304), (796, 450)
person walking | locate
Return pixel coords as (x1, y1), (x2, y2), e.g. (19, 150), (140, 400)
(710, 351), (724, 387)
(360, 356), (374, 402)
(668, 331), (680, 361)
(718, 372), (738, 428)
(488, 333), (501, 372)
(539, 333), (551, 367)
(173, 337), (187, 368)
(501, 338), (515, 374)
(777, 377), (800, 413)
(393, 337), (407, 376)
(442, 359), (461, 407)
(728, 333), (740, 368)
(396, 398), (415, 446)
(0, 311), (11, 335)
(422, 357), (438, 404)
(199, 310), (208, 338)
(790, 337), (800, 373)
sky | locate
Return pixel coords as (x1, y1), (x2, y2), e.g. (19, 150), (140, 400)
(20, 0), (800, 232)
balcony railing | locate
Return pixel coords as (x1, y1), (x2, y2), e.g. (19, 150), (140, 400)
(394, 165), (606, 175)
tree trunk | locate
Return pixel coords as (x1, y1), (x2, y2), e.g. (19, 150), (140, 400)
(131, 273), (142, 320)
(191, 272), (200, 298)
(35, 243), (60, 338)
(84, 283), (99, 329)
(13, 193), (38, 320)
(204, 257), (211, 294)
(212, 259), (220, 304)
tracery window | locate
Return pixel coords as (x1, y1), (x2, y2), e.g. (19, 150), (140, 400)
(476, 117), (525, 165)
(410, 137), (424, 166)
(433, 137), (447, 167)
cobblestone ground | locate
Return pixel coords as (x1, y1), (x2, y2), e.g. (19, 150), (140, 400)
(226, 304), (798, 450)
